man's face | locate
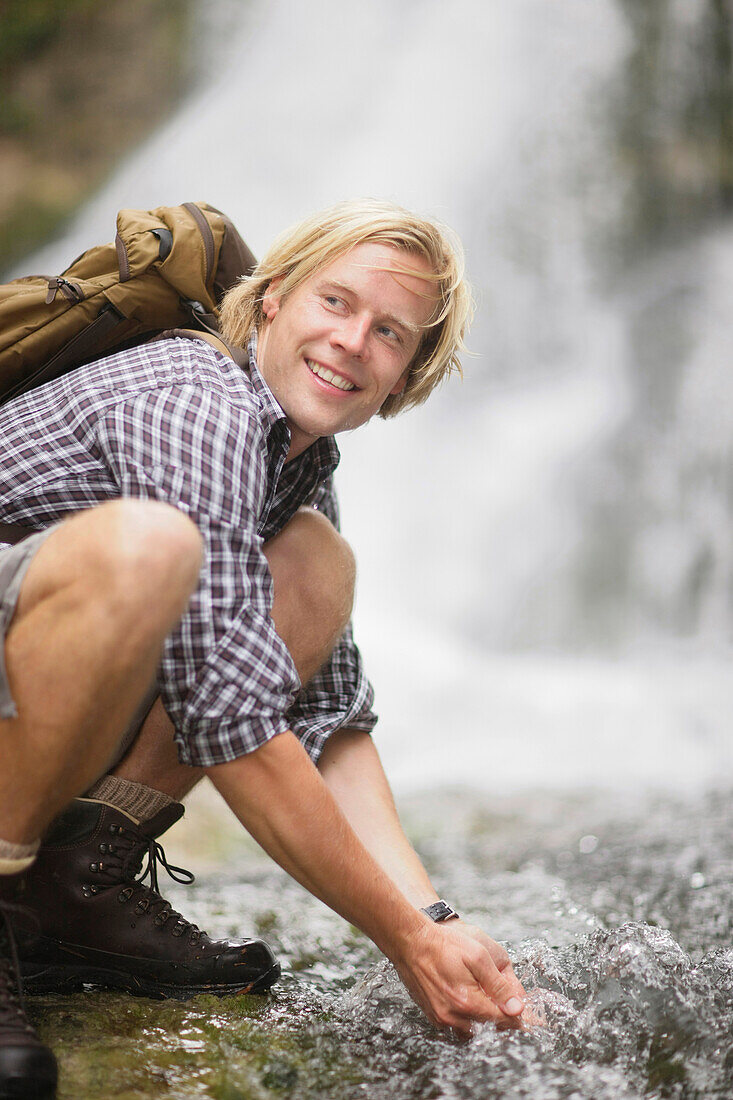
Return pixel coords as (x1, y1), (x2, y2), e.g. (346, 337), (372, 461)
(256, 242), (437, 458)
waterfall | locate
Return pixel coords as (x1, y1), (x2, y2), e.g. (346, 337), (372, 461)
(19, 0), (733, 790)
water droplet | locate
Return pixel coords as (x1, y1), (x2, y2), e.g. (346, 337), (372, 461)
(690, 872), (706, 889)
(579, 834), (599, 854)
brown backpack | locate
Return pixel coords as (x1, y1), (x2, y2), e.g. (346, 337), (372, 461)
(0, 201), (256, 545)
(0, 201), (256, 407)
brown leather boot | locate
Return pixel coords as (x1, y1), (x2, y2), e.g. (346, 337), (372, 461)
(17, 799), (280, 1001)
(0, 871), (57, 1099)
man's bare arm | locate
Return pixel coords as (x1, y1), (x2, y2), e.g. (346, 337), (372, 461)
(317, 728), (439, 907)
(318, 728), (527, 1015)
(206, 730), (526, 1033)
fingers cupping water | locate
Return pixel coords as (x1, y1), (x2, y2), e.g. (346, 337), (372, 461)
(394, 921), (531, 1035)
(458, 934), (526, 1019)
(451, 922), (531, 1023)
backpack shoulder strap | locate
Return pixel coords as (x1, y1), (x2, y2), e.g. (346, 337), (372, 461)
(156, 328), (251, 370)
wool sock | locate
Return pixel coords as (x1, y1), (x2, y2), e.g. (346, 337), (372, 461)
(84, 775), (175, 823)
(0, 837), (39, 875)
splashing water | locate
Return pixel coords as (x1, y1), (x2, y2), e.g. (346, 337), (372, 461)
(29, 787), (732, 1099)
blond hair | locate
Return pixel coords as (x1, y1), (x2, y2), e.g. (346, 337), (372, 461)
(219, 198), (473, 418)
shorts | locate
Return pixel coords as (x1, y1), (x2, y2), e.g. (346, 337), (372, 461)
(0, 527), (156, 766)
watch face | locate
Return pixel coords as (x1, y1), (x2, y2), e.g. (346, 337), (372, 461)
(423, 901), (459, 922)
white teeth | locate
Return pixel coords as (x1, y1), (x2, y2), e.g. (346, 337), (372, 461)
(307, 359), (355, 391)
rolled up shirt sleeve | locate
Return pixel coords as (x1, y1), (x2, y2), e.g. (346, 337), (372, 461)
(287, 475), (378, 764)
(94, 383), (301, 767)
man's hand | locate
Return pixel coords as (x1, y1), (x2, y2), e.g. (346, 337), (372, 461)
(392, 917), (526, 1035)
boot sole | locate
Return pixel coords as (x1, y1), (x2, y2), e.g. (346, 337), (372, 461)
(0, 1083), (56, 1100)
(0, 1058), (56, 1100)
(21, 960), (281, 1001)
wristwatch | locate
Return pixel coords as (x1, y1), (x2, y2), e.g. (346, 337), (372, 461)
(420, 900), (460, 923)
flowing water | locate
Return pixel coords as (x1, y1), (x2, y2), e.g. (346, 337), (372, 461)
(15, 0), (733, 1095)
(30, 786), (733, 1099)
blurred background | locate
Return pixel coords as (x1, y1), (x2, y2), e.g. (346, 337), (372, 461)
(2, 0), (733, 794)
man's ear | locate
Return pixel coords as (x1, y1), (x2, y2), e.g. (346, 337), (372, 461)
(262, 276), (285, 321)
(389, 369), (409, 396)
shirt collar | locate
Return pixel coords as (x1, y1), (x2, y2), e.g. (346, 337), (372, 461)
(246, 332), (287, 436)
(246, 332), (341, 477)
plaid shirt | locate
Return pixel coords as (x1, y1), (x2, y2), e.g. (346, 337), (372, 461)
(0, 333), (377, 766)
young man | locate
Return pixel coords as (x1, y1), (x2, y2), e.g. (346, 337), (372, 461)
(0, 200), (528, 1096)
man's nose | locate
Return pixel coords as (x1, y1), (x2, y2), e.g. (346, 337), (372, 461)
(331, 315), (370, 357)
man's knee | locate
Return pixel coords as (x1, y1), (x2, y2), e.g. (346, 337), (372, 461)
(17, 500), (203, 625)
(266, 508), (356, 635)
(97, 500), (202, 591)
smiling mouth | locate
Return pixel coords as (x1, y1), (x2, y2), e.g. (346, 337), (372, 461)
(306, 359), (357, 392)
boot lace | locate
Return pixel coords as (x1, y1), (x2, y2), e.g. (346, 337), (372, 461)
(0, 903), (36, 1034)
(86, 823), (203, 946)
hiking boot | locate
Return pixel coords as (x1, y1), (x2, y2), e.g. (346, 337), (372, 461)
(0, 872), (57, 1099)
(17, 799), (280, 1001)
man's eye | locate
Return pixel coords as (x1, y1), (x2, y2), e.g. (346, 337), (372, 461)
(324, 295), (343, 308)
(378, 325), (400, 342)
